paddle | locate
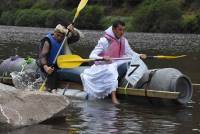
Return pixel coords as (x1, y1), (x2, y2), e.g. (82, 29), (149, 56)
(147, 55), (186, 59)
(57, 54), (131, 68)
(57, 54), (187, 69)
(39, 0), (88, 92)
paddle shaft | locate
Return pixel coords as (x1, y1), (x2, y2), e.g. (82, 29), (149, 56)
(146, 55), (186, 59)
(53, 0), (89, 65)
(57, 54), (187, 69)
(60, 57), (132, 62)
(59, 55), (186, 63)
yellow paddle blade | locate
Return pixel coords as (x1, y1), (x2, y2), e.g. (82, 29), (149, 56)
(73, 0), (89, 23)
(57, 55), (93, 68)
(154, 55), (187, 59)
(39, 79), (47, 92)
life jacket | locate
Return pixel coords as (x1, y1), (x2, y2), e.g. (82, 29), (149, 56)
(38, 33), (64, 67)
(99, 33), (125, 58)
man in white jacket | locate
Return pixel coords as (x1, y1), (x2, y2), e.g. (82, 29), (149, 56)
(83, 20), (147, 104)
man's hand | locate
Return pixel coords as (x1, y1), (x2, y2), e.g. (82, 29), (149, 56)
(43, 65), (54, 74)
(139, 54), (147, 59)
(67, 24), (74, 32)
(103, 56), (112, 61)
(102, 56), (112, 64)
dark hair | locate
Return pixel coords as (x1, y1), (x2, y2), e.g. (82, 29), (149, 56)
(112, 20), (125, 28)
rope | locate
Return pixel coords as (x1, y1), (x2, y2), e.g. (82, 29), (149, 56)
(124, 82), (129, 95)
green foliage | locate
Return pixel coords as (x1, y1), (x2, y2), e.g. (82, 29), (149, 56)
(17, 0), (35, 9)
(0, 11), (16, 25)
(13, 9), (71, 27)
(124, 0), (144, 7)
(75, 5), (104, 30)
(101, 16), (132, 30)
(0, 0), (200, 33)
(14, 9), (47, 26)
(45, 9), (71, 27)
(190, 0), (200, 10)
(182, 14), (200, 33)
(1, 0), (18, 11)
(181, 0), (200, 12)
(32, 0), (54, 10)
(56, 0), (79, 9)
(131, 0), (183, 33)
(112, 0), (124, 7)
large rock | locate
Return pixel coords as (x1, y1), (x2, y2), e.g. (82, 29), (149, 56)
(0, 83), (69, 130)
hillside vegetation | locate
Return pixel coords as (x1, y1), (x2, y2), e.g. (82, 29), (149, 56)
(0, 0), (200, 33)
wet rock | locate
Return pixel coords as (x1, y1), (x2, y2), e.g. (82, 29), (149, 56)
(0, 83), (69, 130)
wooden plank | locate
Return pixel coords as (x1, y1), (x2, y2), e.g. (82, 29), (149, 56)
(0, 76), (13, 85)
(192, 83), (200, 90)
(192, 83), (200, 86)
(117, 87), (180, 99)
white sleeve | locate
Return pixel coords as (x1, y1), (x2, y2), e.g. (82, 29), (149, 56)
(124, 39), (140, 57)
(89, 37), (109, 59)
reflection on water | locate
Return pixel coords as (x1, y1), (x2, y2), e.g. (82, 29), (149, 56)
(5, 98), (200, 134)
(0, 42), (200, 134)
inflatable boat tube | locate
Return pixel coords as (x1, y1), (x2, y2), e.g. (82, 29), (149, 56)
(0, 56), (193, 104)
(57, 63), (127, 83)
(0, 55), (37, 76)
(0, 56), (127, 84)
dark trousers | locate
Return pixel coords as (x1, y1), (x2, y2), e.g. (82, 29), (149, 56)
(46, 70), (58, 90)
(37, 66), (58, 91)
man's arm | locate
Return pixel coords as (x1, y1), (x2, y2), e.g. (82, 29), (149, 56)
(39, 40), (50, 66)
(67, 29), (80, 44)
(124, 39), (140, 57)
(38, 41), (55, 74)
(125, 40), (147, 59)
(89, 37), (108, 59)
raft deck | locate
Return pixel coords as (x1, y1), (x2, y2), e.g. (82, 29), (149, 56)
(0, 77), (198, 101)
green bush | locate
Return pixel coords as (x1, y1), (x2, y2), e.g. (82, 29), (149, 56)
(75, 5), (104, 30)
(181, 0), (200, 8)
(32, 0), (54, 10)
(14, 9), (48, 26)
(14, 9), (71, 27)
(56, 0), (79, 9)
(131, 0), (183, 33)
(45, 9), (71, 27)
(0, 0), (18, 11)
(17, 0), (35, 9)
(182, 15), (197, 33)
(101, 16), (132, 31)
(112, 0), (124, 7)
(190, 0), (200, 10)
(124, 0), (144, 7)
(0, 11), (16, 25)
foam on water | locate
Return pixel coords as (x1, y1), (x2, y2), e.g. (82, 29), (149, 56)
(10, 70), (42, 90)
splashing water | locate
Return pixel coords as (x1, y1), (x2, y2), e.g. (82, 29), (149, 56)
(10, 69), (43, 90)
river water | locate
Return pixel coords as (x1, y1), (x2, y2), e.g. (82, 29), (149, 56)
(0, 41), (200, 134)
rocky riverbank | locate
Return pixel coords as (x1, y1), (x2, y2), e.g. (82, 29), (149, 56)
(0, 25), (200, 53)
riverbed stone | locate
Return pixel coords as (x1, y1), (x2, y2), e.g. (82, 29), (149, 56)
(0, 83), (70, 130)
(0, 25), (200, 54)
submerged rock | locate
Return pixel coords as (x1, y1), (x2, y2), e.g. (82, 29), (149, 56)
(0, 83), (69, 130)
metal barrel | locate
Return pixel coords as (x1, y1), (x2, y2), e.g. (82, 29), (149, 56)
(136, 68), (193, 104)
